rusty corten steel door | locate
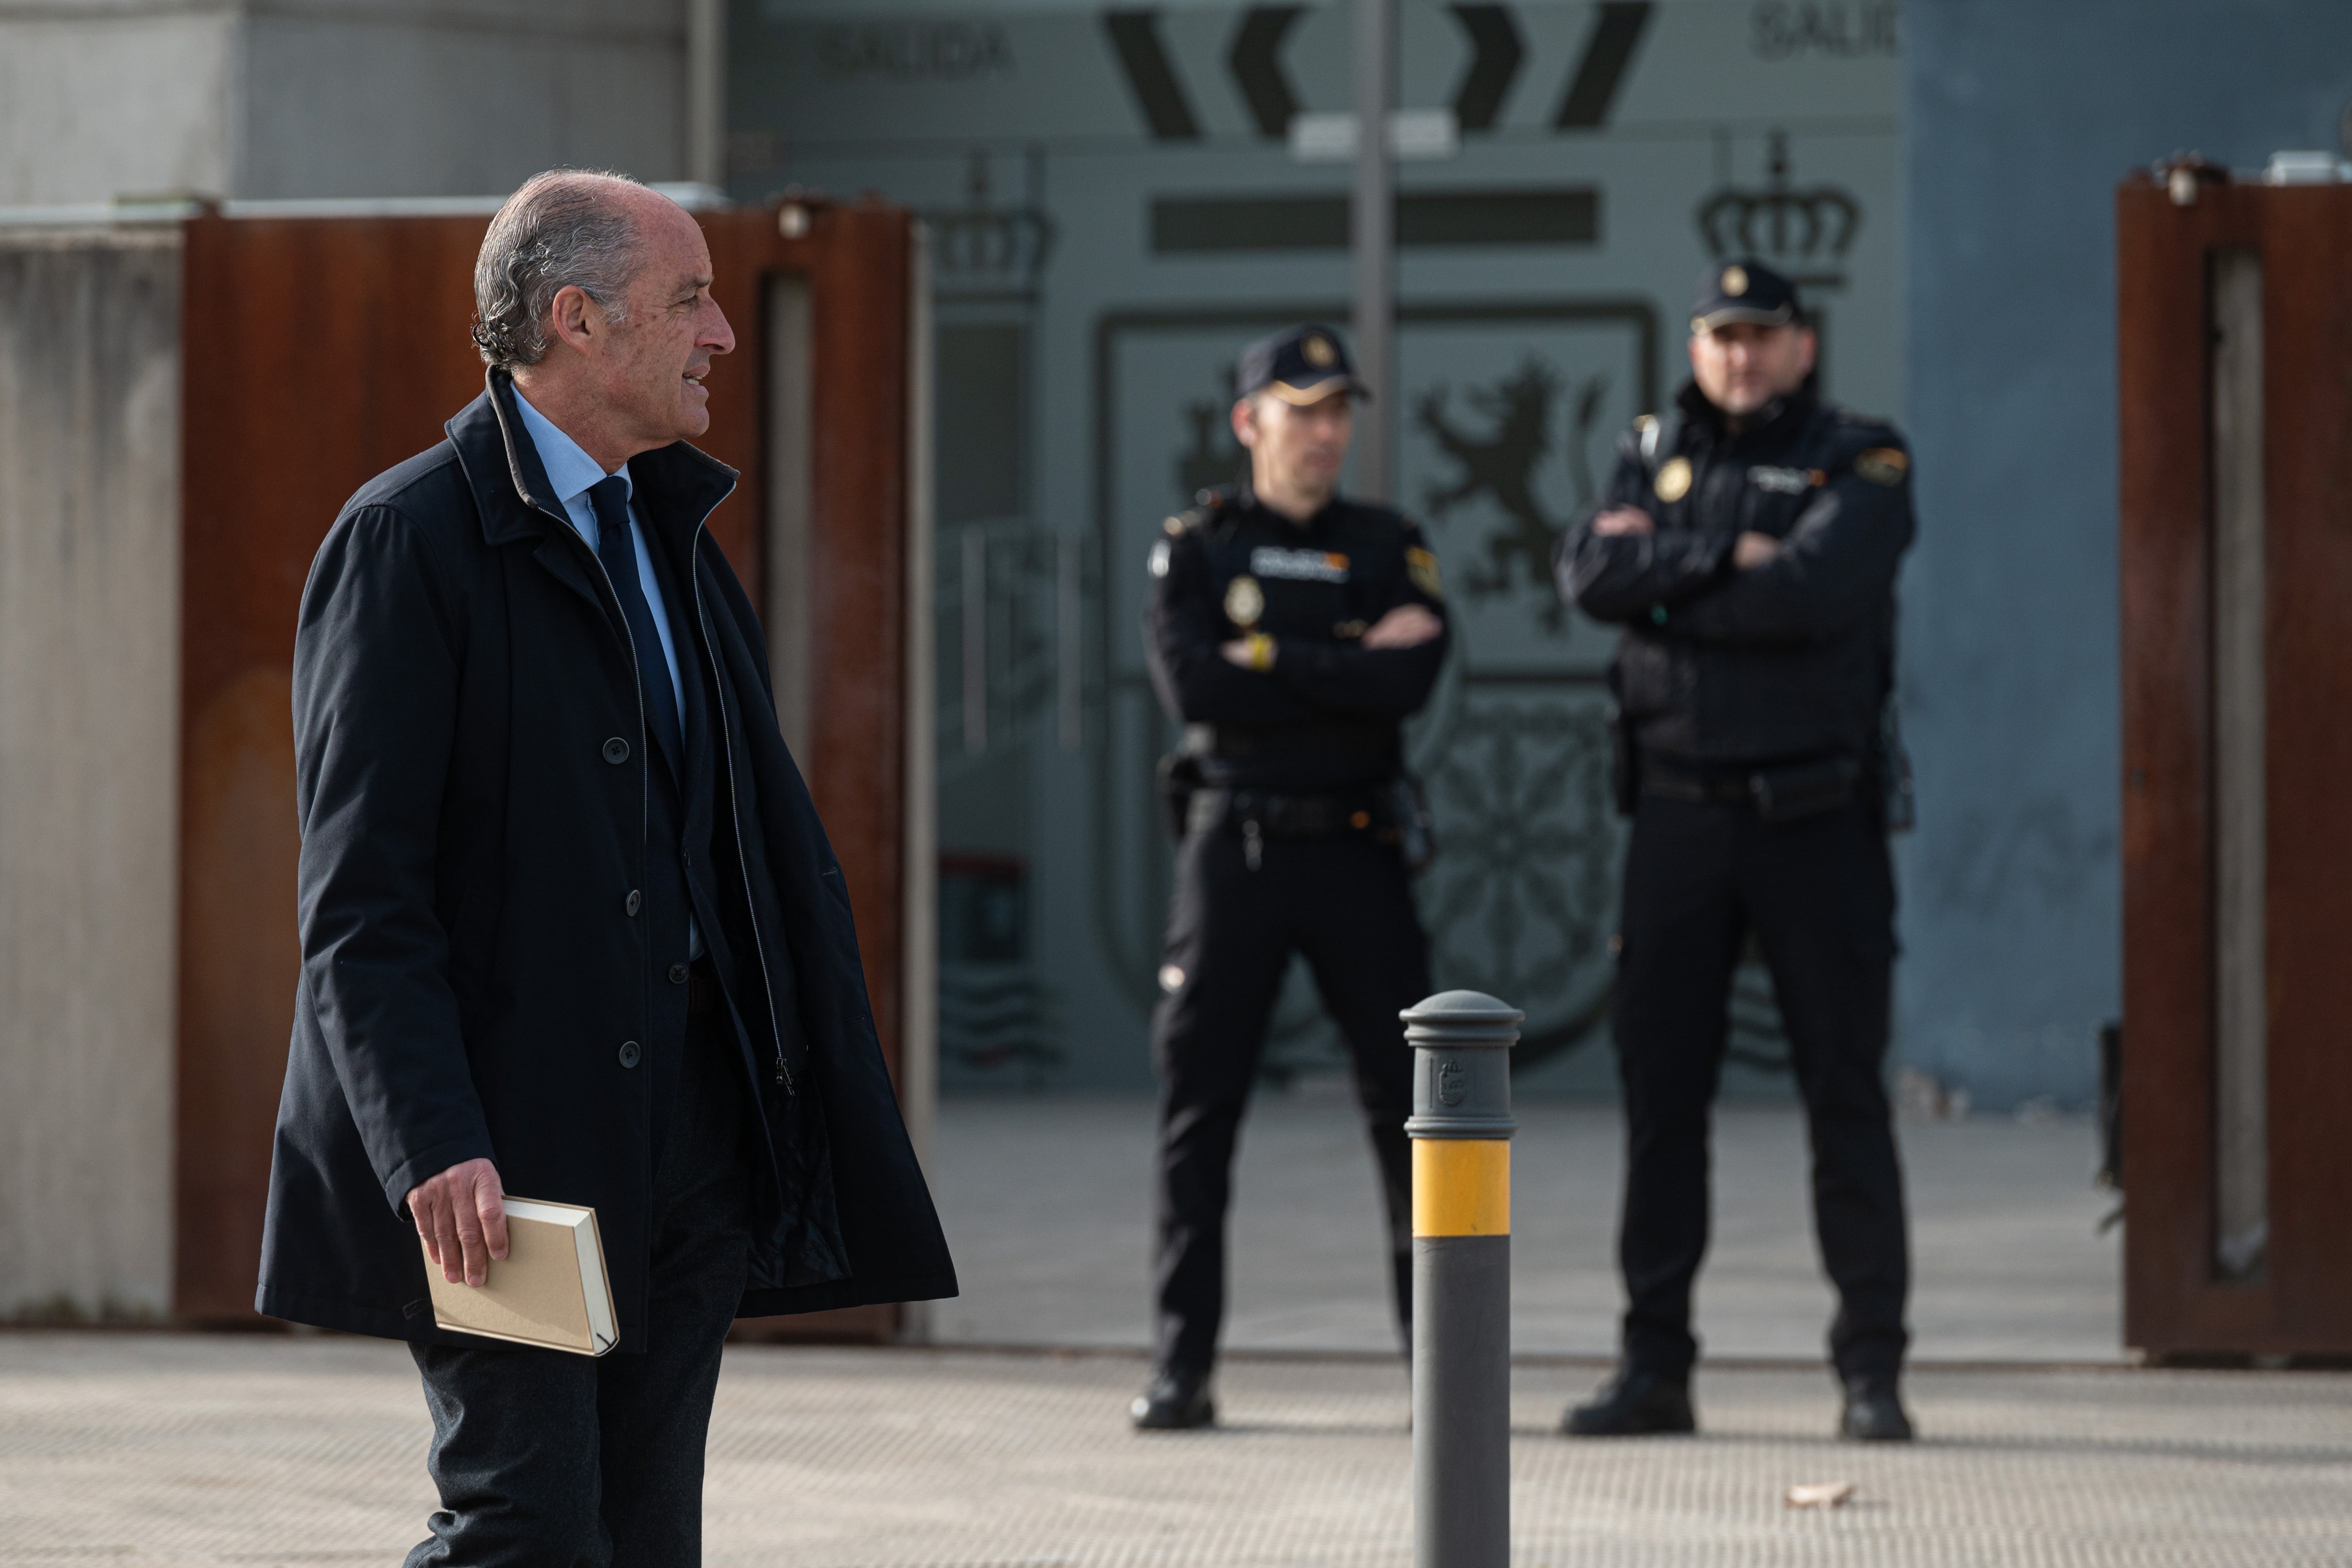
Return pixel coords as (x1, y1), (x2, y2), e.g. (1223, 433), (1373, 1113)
(2117, 173), (2352, 1358)
(176, 201), (916, 1342)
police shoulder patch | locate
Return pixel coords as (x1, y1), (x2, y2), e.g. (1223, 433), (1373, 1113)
(1406, 545), (1443, 601)
(1853, 447), (1909, 486)
(1634, 414), (1662, 461)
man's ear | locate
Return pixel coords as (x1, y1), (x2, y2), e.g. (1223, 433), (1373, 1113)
(1796, 327), (1819, 378)
(1229, 395), (1260, 450)
(546, 284), (601, 360)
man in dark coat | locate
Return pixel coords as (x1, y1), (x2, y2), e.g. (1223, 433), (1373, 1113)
(1555, 259), (1916, 1444)
(256, 171), (954, 1564)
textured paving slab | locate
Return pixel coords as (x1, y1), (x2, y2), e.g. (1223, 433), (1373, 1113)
(4, 1336), (2345, 1567)
(930, 1097), (2121, 1361)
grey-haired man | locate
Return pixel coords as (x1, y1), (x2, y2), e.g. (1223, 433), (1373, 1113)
(257, 171), (954, 1563)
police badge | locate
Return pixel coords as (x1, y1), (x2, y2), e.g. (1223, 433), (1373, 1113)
(1654, 455), (1694, 503)
(1223, 573), (1265, 628)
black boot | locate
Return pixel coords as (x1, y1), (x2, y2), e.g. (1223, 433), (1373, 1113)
(1130, 1365), (1216, 1431)
(1839, 1377), (1915, 1441)
(1562, 1366), (1696, 1437)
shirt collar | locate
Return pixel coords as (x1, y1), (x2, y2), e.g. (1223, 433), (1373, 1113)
(511, 386), (631, 511)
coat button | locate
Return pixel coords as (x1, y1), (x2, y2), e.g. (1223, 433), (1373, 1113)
(618, 1040), (641, 1068)
(668, 963), (689, 985)
(603, 737), (629, 764)
(626, 890), (642, 916)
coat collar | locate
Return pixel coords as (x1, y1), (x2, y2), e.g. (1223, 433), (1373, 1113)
(446, 368), (741, 554)
(1675, 372), (1820, 445)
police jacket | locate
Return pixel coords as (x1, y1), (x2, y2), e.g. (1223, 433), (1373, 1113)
(1557, 377), (1914, 764)
(259, 372), (954, 1350)
(1144, 486), (1449, 794)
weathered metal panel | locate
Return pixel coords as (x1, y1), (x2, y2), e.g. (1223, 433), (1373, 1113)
(2117, 175), (2352, 1357)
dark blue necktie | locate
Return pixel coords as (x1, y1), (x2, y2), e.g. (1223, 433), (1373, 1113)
(587, 477), (683, 778)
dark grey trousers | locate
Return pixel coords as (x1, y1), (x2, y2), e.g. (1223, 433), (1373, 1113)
(405, 1011), (752, 1568)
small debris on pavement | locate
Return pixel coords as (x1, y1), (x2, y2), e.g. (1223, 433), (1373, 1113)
(1785, 1481), (1857, 1510)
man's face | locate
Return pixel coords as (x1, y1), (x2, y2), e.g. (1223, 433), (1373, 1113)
(1232, 388), (1354, 495)
(1688, 321), (1816, 418)
(587, 195), (736, 446)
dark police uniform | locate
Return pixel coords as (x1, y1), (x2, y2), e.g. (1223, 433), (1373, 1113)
(1137, 326), (1449, 1422)
(1555, 261), (1917, 1432)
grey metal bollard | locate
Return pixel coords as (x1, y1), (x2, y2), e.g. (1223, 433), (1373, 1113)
(1402, 989), (1521, 1568)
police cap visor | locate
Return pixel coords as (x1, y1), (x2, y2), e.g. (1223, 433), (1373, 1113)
(1689, 259), (1806, 334)
(1236, 325), (1373, 403)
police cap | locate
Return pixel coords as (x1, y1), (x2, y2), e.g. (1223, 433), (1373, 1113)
(1690, 258), (1806, 334)
(1235, 324), (1371, 405)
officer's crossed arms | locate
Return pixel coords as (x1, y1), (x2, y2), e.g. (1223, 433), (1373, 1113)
(1591, 316), (1814, 568)
(1208, 379), (1442, 671)
(1572, 311), (1911, 646)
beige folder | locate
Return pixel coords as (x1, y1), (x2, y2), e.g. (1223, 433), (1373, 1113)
(421, 1197), (618, 1356)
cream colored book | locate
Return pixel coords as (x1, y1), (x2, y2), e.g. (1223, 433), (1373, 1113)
(421, 1197), (617, 1356)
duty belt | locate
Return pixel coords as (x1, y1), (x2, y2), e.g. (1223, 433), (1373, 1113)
(1187, 787), (1386, 839)
(1637, 758), (1757, 804)
(1641, 752), (1862, 823)
(1185, 717), (1396, 759)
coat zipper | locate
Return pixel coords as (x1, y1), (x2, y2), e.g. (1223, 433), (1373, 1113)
(686, 523), (796, 1095)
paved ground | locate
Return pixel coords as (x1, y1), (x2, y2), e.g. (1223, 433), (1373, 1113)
(3, 1335), (2347, 1567)
(928, 1096), (2122, 1362)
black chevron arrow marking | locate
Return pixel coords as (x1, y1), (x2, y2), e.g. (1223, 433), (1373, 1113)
(1448, 5), (1524, 133)
(1229, 6), (1306, 139)
(1104, 10), (1202, 141)
(1555, 0), (1653, 129)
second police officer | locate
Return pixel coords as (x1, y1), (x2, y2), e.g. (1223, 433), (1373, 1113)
(1557, 259), (1920, 1442)
(1132, 326), (1449, 1429)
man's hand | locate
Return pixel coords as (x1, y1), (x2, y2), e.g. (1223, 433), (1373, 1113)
(1592, 506), (1655, 538)
(406, 1158), (508, 1287)
(1732, 532), (1781, 571)
(1361, 603), (1443, 650)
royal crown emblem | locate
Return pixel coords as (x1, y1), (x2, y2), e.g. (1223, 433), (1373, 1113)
(1696, 130), (1861, 281)
(925, 154), (1057, 295)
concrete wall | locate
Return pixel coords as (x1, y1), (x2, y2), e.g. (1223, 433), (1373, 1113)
(0, 230), (183, 1319)
(0, 0), (688, 205)
(0, 12), (240, 204)
(239, 1), (688, 199)
(1899, 0), (2352, 1107)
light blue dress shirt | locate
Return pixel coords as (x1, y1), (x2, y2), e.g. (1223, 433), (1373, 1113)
(513, 388), (700, 957)
(512, 389), (687, 719)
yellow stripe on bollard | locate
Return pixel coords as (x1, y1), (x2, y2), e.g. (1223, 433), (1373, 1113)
(1411, 1139), (1510, 1237)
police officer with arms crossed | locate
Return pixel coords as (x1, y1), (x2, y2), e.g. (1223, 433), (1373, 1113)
(1556, 260), (1919, 1442)
(1132, 325), (1449, 1430)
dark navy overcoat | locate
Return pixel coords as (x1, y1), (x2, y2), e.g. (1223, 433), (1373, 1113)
(256, 371), (954, 1350)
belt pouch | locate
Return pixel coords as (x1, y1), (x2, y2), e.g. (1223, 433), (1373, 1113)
(1156, 752), (1206, 840)
(1383, 774), (1438, 874)
(1749, 756), (1860, 823)
(1608, 707), (1639, 817)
